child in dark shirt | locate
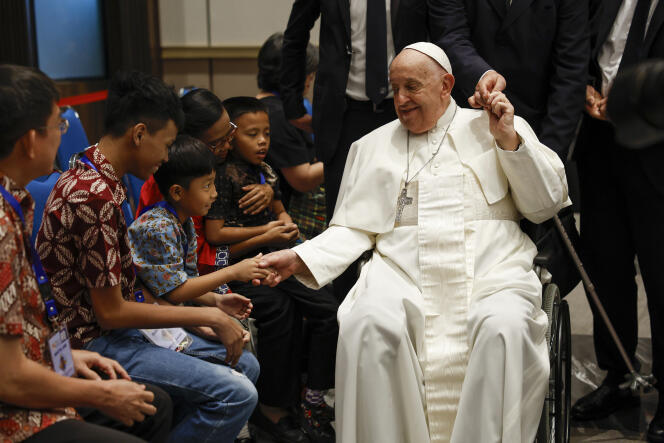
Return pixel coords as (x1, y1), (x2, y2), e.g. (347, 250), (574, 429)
(206, 97), (338, 443)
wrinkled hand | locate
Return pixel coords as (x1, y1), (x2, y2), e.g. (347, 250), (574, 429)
(72, 349), (131, 381)
(258, 249), (307, 287)
(98, 380), (156, 426)
(469, 70), (507, 109)
(485, 91), (520, 151)
(215, 292), (253, 320)
(239, 183), (274, 215)
(213, 314), (246, 366)
(231, 253), (271, 282)
(289, 114), (313, 133)
(585, 85), (607, 120)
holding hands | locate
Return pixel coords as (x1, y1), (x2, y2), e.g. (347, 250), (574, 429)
(468, 70), (507, 109)
(231, 253), (272, 283)
(468, 71), (519, 150)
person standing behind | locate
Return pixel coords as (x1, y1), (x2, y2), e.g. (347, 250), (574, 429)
(280, 0), (432, 301)
(570, 2), (664, 442)
(0, 64), (170, 443)
(432, 0), (590, 160)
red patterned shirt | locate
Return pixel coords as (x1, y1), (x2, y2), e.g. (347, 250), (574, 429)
(0, 173), (77, 443)
(36, 145), (136, 348)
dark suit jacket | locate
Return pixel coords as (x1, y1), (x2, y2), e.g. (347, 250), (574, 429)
(280, 0), (430, 163)
(578, 0), (664, 191)
(431, 0), (590, 159)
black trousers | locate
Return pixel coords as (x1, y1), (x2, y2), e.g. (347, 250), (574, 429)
(233, 277), (339, 408)
(577, 118), (664, 385)
(25, 384), (172, 443)
(324, 98), (398, 302)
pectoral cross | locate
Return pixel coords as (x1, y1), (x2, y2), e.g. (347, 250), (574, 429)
(395, 187), (413, 224)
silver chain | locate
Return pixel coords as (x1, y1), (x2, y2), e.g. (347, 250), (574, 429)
(405, 106), (457, 187)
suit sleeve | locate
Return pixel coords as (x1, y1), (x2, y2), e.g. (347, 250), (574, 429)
(538, 0), (590, 159)
(280, 0), (321, 121)
(429, 0), (493, 101)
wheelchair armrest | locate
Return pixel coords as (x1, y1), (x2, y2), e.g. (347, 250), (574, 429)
(533, 251), (552, 267)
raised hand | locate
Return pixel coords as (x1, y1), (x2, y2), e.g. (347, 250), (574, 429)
(485, 91), (520, 151)
(469, 70), (507, 109)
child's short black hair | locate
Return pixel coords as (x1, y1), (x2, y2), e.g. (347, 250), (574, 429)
(222, 97), (269, 122)
(181, 88), (225, 139)
(257, 32), (318, 93)
(0, 64), (59, 160)
(153, 134), (216, 197)
(104, 70), (184, 137)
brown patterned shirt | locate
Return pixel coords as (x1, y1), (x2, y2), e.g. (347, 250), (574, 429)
(36, 145), (136, 348)
(0, 173), (78, 442)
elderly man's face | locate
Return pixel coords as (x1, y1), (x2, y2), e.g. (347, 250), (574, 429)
(390, 50), (454, 134)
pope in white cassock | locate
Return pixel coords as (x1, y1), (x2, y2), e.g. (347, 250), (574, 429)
(260, 42), (570, 443)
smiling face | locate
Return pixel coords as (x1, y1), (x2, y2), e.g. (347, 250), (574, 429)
(132, 119), (178, 180)
(389, 49), (455, 134)
(175, 170), (217, 217)
(231, 111), (270, 166)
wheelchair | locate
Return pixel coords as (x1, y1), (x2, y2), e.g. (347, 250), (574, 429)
(535, 257), (572, 443)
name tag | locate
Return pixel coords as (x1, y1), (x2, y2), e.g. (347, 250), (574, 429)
(47, 328), (75, 377)
(140, 328), (192, 352)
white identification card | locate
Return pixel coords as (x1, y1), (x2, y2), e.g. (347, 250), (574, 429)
(47, 327), (76, 377)
(140, 328), (192, 352)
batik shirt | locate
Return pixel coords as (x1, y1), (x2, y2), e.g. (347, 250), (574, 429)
(0, 174), (78, 442)
(36, 145), (136, 348)
(128, 206), (198, 298)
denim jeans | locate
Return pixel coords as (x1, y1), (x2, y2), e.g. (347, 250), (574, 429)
(85, 329), (259, 443)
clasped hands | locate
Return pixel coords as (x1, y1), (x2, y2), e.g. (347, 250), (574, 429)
(469, 70), (520, 151)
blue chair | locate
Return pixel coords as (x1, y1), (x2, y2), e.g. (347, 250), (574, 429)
(56, 107), (89, 171)
(26, 172), (61, 248)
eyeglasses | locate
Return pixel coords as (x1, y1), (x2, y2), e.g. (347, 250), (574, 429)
(207, 121), (237, 151)
(38, 118), (69, 135)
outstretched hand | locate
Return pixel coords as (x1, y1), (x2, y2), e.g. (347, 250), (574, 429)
(254, 249), (307, 287)
(216, 293), (253, 320)
(468, 70), (507, 109)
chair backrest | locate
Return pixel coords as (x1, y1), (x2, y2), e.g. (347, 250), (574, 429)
(25, 171), (61, 248)
(56, 106), (90, 171)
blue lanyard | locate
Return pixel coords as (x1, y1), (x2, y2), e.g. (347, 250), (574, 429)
(78, 154), (144, 302)
(0, 184), (59, 319)
(138, 200), (189, 258)
(259, 172), (266, 185)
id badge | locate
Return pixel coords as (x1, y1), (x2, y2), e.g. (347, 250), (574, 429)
(47, 327), (76, 377)
(140, 328), (193, 352)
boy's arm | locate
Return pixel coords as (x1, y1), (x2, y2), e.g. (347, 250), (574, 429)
(272, 200), (293, 224)
(89, 285), (246, 365)
(0, 335), (154, 425)
(205, 218), (280, 245)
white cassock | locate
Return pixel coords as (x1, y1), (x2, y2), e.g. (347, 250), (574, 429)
(293, 99), (570, 443)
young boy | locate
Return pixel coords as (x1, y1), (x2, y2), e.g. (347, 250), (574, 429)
(0, 64), (171, 443)
(205, 97), (338, 443)
(36, 71), (259, 443)
(128, 135), (265, 341)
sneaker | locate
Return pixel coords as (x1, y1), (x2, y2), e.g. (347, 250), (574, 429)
(300, 400), (335, 443)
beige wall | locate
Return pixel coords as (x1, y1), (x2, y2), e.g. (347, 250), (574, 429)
(159, 0), (319, 100)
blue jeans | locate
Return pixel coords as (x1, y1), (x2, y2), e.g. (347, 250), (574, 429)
(85, 329), (259, 443)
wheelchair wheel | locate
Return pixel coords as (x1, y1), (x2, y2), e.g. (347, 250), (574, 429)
(536, 284), (571, 443)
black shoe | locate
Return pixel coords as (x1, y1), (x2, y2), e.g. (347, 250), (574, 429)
(251, 408), (310, 443)
(300, 400), (335, 443)
(648, 404), (664, 442)
(571, 379), (640, 421)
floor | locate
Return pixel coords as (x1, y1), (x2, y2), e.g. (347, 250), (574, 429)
(567, 269), (656, 442)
